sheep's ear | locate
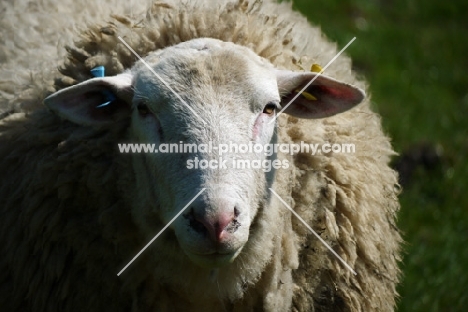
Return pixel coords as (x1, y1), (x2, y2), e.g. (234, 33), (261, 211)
(276, 70), (365, 119)
(44, 73), (134, 126)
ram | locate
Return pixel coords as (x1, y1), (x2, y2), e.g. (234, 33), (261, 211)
(0, 0), (401, 311)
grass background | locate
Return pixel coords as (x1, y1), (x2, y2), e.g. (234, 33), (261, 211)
(289, 0), (468, 311)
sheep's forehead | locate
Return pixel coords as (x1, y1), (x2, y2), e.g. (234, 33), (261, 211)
(133, 39), (279, 107)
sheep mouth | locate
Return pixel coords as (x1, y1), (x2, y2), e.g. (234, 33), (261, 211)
(185, 248), (243, 268)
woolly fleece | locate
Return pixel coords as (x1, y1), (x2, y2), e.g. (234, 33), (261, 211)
(0, 0), (402, 311)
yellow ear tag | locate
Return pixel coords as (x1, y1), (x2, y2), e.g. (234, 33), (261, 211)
(311, 63), (323, 73)
(294, 89), (317, 101)
(292, 63), (322, 101)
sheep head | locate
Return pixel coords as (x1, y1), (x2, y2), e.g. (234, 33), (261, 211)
(44, 38), (364, 268)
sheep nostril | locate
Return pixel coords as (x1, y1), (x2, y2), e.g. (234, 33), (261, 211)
(185, 208), (207, 234)
(189, 209), (238, 242)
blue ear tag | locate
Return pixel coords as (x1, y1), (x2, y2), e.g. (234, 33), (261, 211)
(90, 66), (116, 108)
(90, 66), (105, 78)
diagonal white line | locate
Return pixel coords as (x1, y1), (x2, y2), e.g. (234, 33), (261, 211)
(117, 188), (206, 276)
(117, 36), (207, 125)
(270, 37), (357, 124)
(269, 188), (357, 275)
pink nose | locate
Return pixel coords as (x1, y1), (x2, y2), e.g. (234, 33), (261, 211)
(194, 212), (235, 242)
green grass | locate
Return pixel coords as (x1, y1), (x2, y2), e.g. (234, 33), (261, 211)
(290, 0), (468, 310)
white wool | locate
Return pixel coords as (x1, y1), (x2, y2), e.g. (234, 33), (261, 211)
(0, 1), (401, 311)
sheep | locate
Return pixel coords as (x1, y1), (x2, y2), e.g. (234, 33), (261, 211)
(0, 0), (402, 311)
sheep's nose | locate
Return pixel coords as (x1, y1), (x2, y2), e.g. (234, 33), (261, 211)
(189, 207), (239, 242)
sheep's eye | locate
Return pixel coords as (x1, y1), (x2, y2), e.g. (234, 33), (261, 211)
(137, 103), (150, 116)
(262, 102), (277, 115)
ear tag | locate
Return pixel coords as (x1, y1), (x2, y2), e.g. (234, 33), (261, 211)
(311, 63), (323, 73)
(293, 63), (324, 101)
(294, 89), (317, 101)
(90, 66), (116, 108)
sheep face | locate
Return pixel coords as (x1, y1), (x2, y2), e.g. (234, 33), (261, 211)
(44, 38), (365, 268)
(127, 39), (283, 267)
